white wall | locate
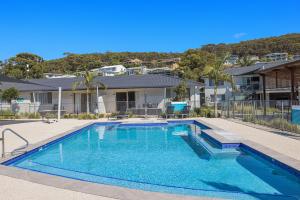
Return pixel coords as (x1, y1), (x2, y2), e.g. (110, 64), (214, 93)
(18, 86), (199, 114)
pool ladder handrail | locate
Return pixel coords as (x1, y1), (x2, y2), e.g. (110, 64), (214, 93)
(1, 128), (29, 158)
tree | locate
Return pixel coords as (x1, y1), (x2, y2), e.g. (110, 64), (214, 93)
(1, 87), (19, 103)
(3, 53), (44, 79)
(204, 54), (233, 117)
(176, 49), (215, 81)
(73, 66), (106, 114)
(174, 81), (188, 101)
(237, 56), (256, 67)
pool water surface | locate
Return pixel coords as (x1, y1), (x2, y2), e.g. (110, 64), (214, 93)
(4, 122), (300, 200)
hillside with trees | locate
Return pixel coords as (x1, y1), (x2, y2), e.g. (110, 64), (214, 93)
(201, 33), (300, 57)
(44, 52), (181, 73)
(1, 33), (300, 79)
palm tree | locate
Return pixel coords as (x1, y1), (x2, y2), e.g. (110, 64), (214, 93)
(73, 66), (106, 114)
(204, 54), (233, 117)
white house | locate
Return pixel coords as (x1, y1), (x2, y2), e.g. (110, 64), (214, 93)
(264, 53), (288, 62)
(90, 65), (127, 76)
(0, 74), (202, 115)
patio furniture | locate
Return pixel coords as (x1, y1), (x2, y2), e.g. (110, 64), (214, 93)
(166, 106), (175, 118)
(116, 111), (129, 119)
(180, 106), (191, 118)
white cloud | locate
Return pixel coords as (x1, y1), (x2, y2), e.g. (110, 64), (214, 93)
(233, 32), (247, 39)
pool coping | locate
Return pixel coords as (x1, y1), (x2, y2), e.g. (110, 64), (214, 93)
(0, 119), (299, 200)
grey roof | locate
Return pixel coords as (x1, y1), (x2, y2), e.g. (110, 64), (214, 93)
(0, 75), (55, 92)
(258, 59), (300, 73)
(225, 59), (300, 76)
(224, 64), (262, 76)
(25, 74), (202, 91)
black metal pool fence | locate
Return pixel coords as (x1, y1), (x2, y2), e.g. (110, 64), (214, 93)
(220, 100), (299, 122)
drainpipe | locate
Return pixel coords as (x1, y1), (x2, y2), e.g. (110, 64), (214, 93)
(58, 87), (62, 121)
(32, 91), (36, 115)
(96, 86), (99, 114)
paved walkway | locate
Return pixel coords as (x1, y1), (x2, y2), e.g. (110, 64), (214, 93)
(0, 118), (299, 199)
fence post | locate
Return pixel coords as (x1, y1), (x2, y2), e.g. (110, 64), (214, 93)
(281, 100), (284, 119)
(254, 101), (256, 118)
(242, 101), (244, 119)
(227, 100), (229, 118)
(232, 101), (235, 118)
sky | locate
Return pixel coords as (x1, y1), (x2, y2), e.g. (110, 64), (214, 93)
(0, 0), (300, 60)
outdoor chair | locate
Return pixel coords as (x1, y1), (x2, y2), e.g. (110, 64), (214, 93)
(166, 106), (175, 118)
(116, 110), (129, 119)
(180, 106), (191, 118)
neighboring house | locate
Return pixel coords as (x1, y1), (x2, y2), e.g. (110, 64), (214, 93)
(126, 66), (147, 75)
(264, 53), (288, 62)
(126, 66), (174, 76)
(224, 55), (239, 66)
(1, 74), (202, 114)
(204, 59), (300, 105)
(293, 55), (300, 60)
(90, 65), (127, 76)
(44, 73), (76, 79)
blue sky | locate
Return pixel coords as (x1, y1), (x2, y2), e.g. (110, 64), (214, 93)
(0, 0), (300, 60)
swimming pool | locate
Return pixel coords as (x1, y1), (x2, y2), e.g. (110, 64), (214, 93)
(3, 121), (300, 199)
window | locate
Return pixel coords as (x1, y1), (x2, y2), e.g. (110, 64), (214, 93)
(209, 79), (224, 86)
(31, 92), (52, 104)
(210, 94), (225, 102)
(166, 88), (172, 98)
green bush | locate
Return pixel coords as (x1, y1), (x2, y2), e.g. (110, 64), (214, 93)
(77, 113), (97, 120)
(16, 112), (41, 119)
(63, 113), (78, 119)
(270, 118), (300, 134)
(194, 106), (214, 118)
(97, 113), (105, 118)
(0, 110), (16, 119)
(28, 112), (41, 119)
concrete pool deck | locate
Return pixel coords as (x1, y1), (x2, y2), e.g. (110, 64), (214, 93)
(0, 118), (299, 200)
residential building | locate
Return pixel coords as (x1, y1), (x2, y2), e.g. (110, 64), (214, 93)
(224, 55), (239, 66)
(126, 66), (174, 76)
(204, 59), (300, 105)
(293, 55), (300, 60)
(126, 66), (147, 75)
(0, 74), (202, 114)
(264, 53), (288, 62)
(44, 73), (76, 79)
(90, 65), (127, 76)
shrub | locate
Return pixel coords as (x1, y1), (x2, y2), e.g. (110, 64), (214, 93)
(63, 113), (78, 119)
(243, 116), (300, 134)
(16, 112), (41, 119)
(77, 113), (97, 120)
(0, 110), (16, 119)
(97, 113), (105, 118)
(28, 112), (41, 119)
(270, 118), (300, 134)
(193, 106), (214, 118)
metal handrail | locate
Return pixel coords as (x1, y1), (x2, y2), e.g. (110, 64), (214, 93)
(1, 128), (29, 158)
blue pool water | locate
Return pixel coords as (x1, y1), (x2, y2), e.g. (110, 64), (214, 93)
(4, 122), (300, 199)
